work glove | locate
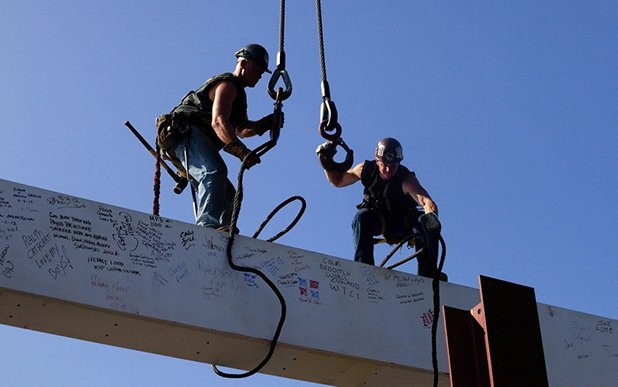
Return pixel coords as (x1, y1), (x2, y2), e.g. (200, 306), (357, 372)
(419, 212), (441, 234)
(316, 141), (337, 157)
(316, 141), (339, 171)
(223, 140), (261, 169)
(254, 112), (285, 136)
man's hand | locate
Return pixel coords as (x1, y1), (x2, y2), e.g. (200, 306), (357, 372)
(223, 140), (261, 169)
(419, 212), (441, 233)
(316, 141), (337, 157)
(255, 112), (285, 136)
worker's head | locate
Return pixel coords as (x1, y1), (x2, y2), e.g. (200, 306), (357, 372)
(235, 44), (271, 87)
(375, 137), (403, 180)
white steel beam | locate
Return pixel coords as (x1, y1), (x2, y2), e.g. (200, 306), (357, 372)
(0, 178), (616, 386)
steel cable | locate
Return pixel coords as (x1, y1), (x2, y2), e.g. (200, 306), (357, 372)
(315, 0), (328, 83)
(212, 156), (289, 379)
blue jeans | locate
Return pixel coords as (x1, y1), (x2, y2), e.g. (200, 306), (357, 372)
(352, 208), (438, 277)
(352, 208), (382, 266)
(173, 124), (235, 228)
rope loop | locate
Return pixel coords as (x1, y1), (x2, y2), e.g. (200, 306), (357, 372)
(252, 195), (307, 242)
(212, 150), (306, 379)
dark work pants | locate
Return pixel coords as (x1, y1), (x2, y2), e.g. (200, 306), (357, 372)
(351, 208), (438, 278)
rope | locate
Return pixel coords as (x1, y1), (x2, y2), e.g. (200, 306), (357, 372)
(378, 234), (416, 268)
(376, 222), (447, 386)
(211, 168), (304, 379)
(213, 2), (294, 377)
(153, 143), (161, 216)
(431, 236), (447, 387)
(386, 248), (424, 271)
(212, 156), (289, 379)
(253, 196), (306, 242)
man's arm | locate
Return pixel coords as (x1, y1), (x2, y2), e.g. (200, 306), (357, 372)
(209, 81), (240, 144)
(325, 161), (364, 188)
(235, 117), (259, 138)
(402, 174), (438, 213)
(210, 81), (260, 168)
(236, 113), (283, 139)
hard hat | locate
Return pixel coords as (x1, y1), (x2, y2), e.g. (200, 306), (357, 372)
(235, 44), (271, 73)
(375, 137), (403, 163)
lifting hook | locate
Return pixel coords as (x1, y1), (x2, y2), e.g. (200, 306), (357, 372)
(317, 136), (354, 173)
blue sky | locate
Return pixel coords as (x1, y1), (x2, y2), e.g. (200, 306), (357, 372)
(1, 1), (617, 386)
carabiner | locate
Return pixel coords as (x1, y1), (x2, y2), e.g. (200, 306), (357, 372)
(268, 51), (292, 101)
(317, 137), (354, 172)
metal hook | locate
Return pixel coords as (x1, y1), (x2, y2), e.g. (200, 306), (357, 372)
(317, 137), (354, 172)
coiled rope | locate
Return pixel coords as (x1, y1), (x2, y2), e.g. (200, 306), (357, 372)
(253, 195), (306, 242)
(212, 151), (305, 378)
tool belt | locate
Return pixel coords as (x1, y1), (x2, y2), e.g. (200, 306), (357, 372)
(156, 112), (186, 152)
(156, 108), (217, 152)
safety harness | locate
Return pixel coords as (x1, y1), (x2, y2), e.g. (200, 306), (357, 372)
(156, 73), (248, 154)
(358, 160), (422, 242)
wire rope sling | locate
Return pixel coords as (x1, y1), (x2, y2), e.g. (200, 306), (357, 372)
(212, 0), (296, 379)
(311, 2), (447, 386)
(314, 0), (354, 172)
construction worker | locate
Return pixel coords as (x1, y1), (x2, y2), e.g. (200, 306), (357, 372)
(158, 44), (282, 231)
(318, 138), (440, 278)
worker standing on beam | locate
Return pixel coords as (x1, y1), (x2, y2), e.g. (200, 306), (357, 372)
(318, 137), (441, 278)
(156, 44), (283, 231)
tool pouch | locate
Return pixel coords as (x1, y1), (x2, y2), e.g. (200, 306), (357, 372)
(156, 112), (187, 152)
